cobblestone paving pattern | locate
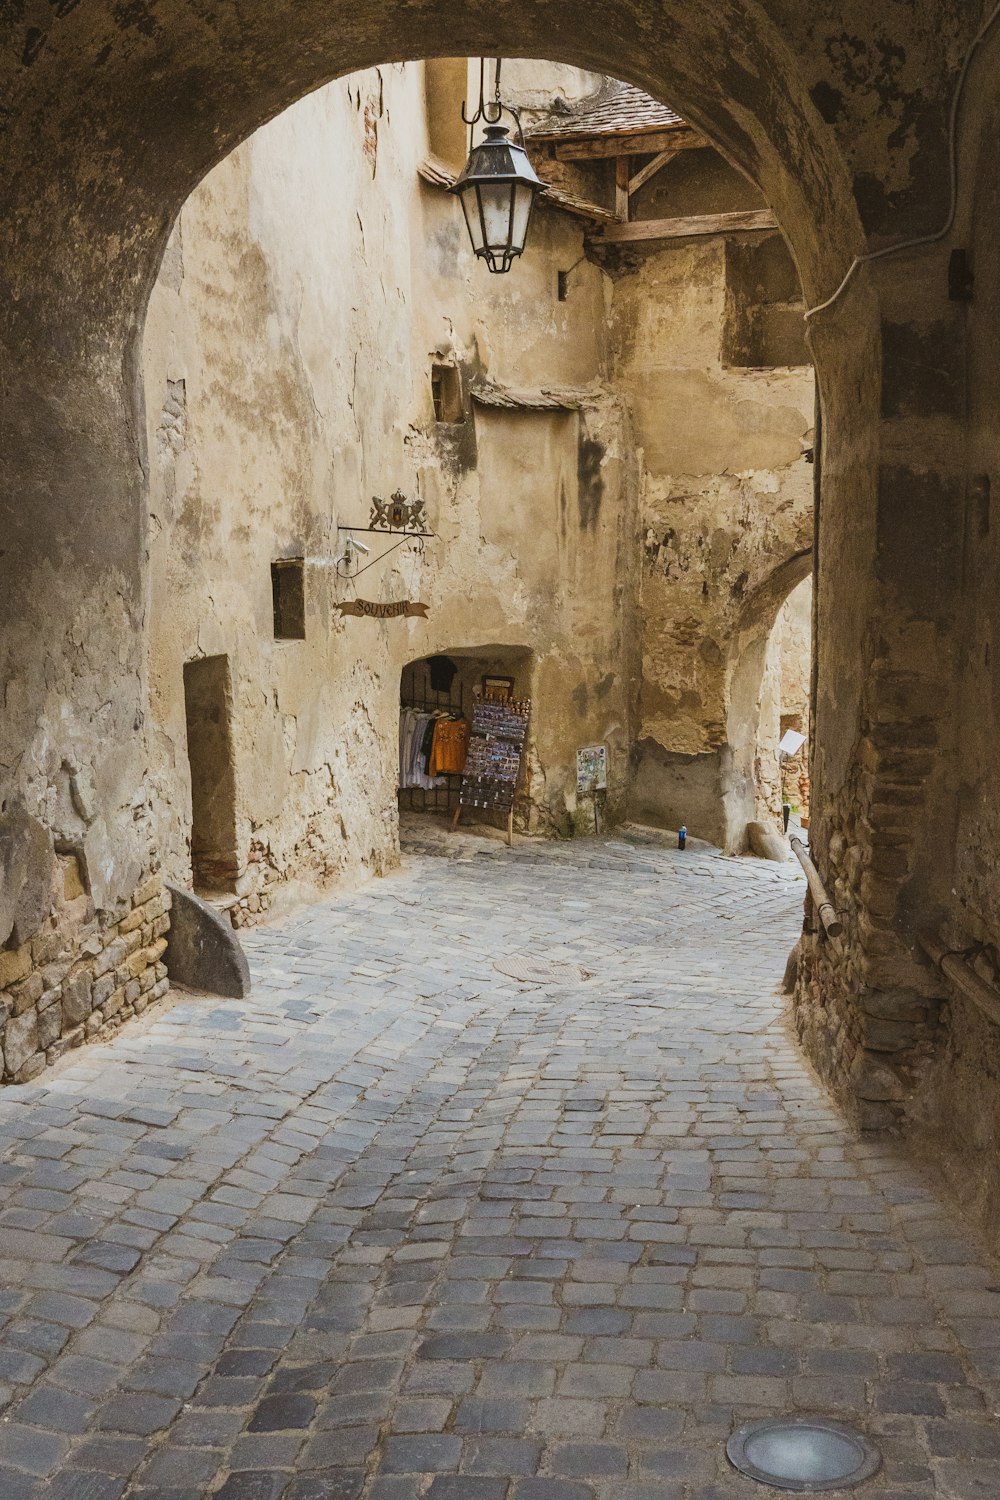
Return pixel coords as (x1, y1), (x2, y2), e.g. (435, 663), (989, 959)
(0, 823), (998, 1499)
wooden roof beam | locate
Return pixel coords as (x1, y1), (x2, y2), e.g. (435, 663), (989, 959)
(551, 127), (707, 161)
(628, 148), (679, 197)
(591, 208), (778, 244)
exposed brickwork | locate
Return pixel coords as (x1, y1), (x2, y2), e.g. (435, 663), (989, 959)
(0, 878), (171, 1083)
(794, 697), (948, 1130)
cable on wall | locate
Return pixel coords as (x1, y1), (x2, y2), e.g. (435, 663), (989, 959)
(804, 1), (1000, 321)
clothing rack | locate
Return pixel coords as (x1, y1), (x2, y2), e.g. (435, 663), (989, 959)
(398, 660), (469, 814)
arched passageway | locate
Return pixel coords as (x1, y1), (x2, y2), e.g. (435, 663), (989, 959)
(754, 573), (814, 831)
(2, 4), (1000, 1242)
(723, 550), (813, 851)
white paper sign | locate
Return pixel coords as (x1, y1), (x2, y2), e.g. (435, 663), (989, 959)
(577, 743), (608, 793)
(779, 729), (806, 757)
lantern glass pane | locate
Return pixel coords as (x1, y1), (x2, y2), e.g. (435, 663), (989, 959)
(458, 186), (485, 253)
(510, 182), (535, 252)
(477, 181), (515, 251)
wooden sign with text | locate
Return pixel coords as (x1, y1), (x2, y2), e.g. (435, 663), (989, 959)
(336, 599), (429, 620)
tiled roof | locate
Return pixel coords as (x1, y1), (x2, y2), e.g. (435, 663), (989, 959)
(527, 80), (684, 141)
(418, 158), (617, 225)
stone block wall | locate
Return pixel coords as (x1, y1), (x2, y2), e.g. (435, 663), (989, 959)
(0, 877), (171, 1082)
(793, 710), (948, 1131)
(211, 845), (279, 931)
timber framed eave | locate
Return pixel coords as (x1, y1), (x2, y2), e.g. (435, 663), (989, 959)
(589, 208), (778, 245)
(541, 126), (708, 160)
(417, 156), (617, 227)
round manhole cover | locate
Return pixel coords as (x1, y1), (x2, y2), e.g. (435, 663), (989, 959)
(726, 1419), (881, 1492)
(493, 956), (590, 985)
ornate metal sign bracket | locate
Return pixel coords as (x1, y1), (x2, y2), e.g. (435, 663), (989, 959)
(336, 491), (435, 579)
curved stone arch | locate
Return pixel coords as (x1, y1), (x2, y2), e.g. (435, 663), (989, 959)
(0, 0), (869, 923)
(0, 0), (864, 334)
(733, 547), (814, 640)
(722, 547), (813, 851)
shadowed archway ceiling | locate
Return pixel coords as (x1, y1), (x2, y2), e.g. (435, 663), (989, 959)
(0, 0), (893, 336)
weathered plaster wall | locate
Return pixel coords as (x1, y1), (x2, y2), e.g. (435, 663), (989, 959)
(777, 577), (812, 726)
(791, 16), (1000, 1199)
(4, 0), (997, 1242)
(143, 63), (640, 913)
(609, 237), (814, 847)
(897, 76), (1000, 1252)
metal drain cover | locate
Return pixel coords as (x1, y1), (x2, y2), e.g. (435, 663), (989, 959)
(726, 1418), (881, 1492)
(493, 956), (590, 985)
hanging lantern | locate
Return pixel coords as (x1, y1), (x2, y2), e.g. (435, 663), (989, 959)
(452, 60), (544, 274)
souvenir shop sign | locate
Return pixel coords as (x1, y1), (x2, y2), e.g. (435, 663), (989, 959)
(337, 599), (429, 620)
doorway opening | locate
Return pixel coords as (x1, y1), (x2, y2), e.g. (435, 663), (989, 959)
(183, 654), (240, 893)
(723, 550), (813, 852)
(399, 647), (533, 821)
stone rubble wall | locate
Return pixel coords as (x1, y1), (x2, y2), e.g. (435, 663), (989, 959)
(0, 877), (171, 1082)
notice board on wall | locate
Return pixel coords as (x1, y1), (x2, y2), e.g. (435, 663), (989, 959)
(458, 694), (531, 814)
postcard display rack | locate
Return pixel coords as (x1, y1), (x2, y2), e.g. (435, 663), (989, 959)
(451, 692), (531, 847)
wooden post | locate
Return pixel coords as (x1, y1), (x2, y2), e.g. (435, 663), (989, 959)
(615, 157), (630, 222)
(451, 805), (462, 832)
(507, 807), (514, 848)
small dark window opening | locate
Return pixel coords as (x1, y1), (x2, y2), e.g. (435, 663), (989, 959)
(271, 558), (306, 640)
(431, 363), (464, 423)
(557, 270), (570, 302)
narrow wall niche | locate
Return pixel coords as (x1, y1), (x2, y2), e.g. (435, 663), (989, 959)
(722, 235), (809, 369)
(183, 654), (240, 893)
(423, 58), (470, 172)
(271, 558), (306, 639)
(431, 363), (465, 424)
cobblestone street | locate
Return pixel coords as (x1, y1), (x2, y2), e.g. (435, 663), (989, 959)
(0, 826), (997, 1498)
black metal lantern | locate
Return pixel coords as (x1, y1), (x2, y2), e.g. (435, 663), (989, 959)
(451, 60), (544, 274)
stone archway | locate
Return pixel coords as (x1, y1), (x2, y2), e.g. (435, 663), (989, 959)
(0, 1), (984, 1142)
(0, 0), (866, 919)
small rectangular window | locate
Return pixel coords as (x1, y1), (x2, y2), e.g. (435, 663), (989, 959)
(557, 270), (570, 302)
(271, 558), (306, 640)
(431, 363), (464, 423)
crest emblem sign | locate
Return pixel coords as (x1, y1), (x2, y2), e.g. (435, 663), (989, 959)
(370, 490), (427, 533)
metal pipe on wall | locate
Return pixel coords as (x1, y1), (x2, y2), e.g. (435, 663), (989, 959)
(789, 835), (843, 938)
